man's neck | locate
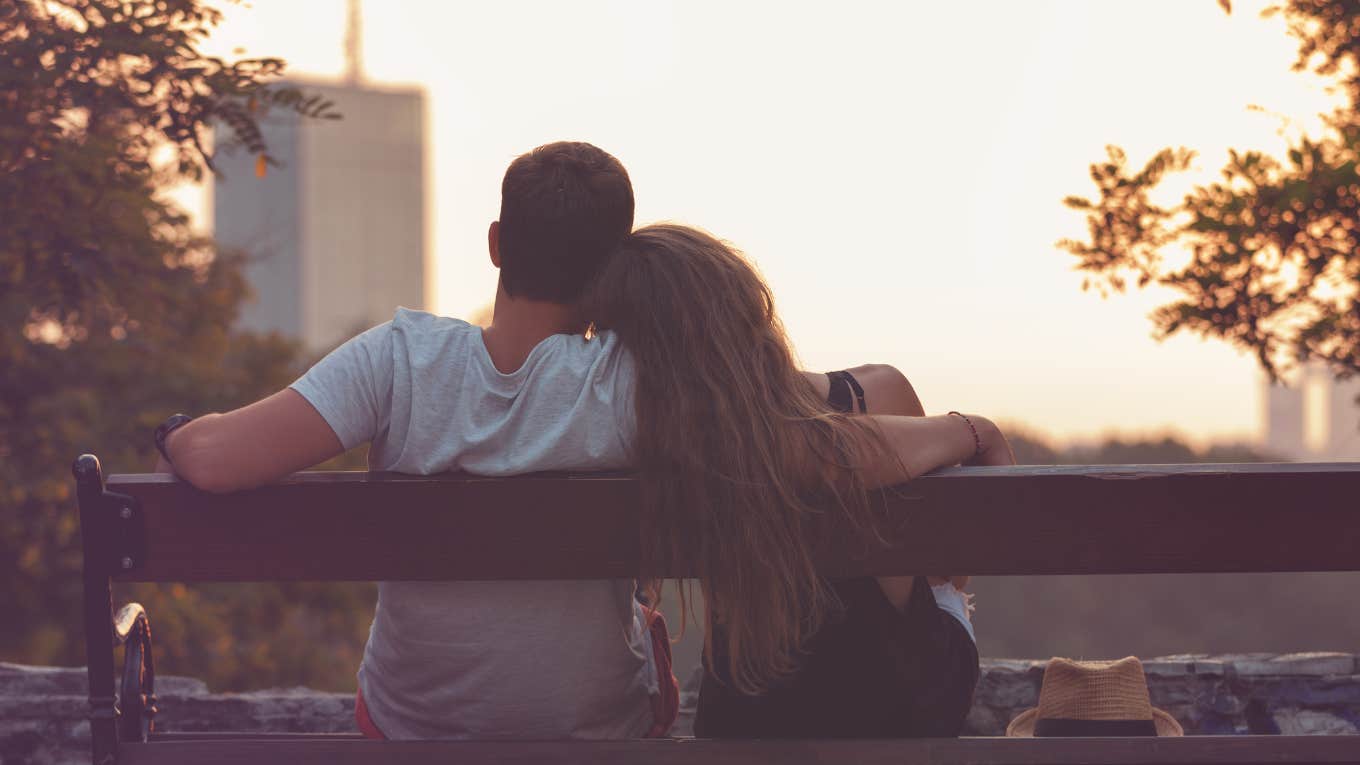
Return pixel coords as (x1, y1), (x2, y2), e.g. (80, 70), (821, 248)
(480, 283), (584, 374)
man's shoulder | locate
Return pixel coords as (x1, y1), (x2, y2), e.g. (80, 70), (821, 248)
(392, 307), (475, 334)
(389, 308), (481, 352)
(370, 308), (483, 375)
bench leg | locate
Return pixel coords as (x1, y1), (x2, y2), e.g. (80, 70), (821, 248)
(115, 603), (156, 743)
(76, 455), (120, 765)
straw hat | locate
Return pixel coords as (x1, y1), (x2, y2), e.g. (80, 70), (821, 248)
(1005, 657), (1183, 737)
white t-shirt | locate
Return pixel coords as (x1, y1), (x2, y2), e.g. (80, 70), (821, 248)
(290, 308), (656, 740)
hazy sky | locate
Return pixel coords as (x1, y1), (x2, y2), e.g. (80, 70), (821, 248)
(197, 0), (1340, 445)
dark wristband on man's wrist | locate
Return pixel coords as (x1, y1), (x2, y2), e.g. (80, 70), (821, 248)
(154, 413), (193, 466)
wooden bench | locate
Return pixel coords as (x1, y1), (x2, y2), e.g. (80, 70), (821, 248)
(73, 454), (1360, 764)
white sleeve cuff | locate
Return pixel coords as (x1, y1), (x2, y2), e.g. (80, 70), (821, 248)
(930, 583), (976, 644)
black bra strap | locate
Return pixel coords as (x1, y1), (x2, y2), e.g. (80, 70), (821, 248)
(826, 371), (867, 414)
(844, 371), (866, 413)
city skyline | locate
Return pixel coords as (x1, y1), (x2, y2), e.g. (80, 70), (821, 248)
(189, 0), (1354, 447)
(1264, 369), (1360, 461)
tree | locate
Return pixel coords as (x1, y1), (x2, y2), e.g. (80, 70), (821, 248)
(0, 0), (371, 691)
(1060, 1), (1360, 382)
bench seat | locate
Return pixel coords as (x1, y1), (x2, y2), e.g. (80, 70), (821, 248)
(127, 735), (1360, 765)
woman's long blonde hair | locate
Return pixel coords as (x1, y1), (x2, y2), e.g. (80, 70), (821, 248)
(588, 224), (891, 695)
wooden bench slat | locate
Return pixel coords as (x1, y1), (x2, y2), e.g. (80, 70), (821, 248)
(120, 736), (1360, 765)
(104, 463), (1360, 581)
(149, 732), (366, 742)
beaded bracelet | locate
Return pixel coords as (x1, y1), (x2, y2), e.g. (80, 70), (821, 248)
(947, 411), (983, 459)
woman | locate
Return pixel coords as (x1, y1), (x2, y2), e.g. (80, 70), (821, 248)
(586, 224), (1014, 738)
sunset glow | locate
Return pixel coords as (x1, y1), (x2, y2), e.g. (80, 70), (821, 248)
(193, 0), (1342, 445)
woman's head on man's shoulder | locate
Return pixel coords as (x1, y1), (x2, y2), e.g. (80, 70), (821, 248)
(589, 223), (781, 355)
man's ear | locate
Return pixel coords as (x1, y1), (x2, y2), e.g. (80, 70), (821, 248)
(488, 221), (502, 269)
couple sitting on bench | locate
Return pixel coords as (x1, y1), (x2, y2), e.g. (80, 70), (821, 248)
(151, 141), (1015, 740)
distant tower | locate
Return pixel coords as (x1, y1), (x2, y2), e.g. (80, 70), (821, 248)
(1263, 376), (1306, 459)
(344, 0), (364, 86)
(213, 0), (426, 352)
(1261, 365), (1360, 461)
(1327, 375), (1360, 459)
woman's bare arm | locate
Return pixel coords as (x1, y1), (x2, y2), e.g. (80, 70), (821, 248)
(802, 364), (1012, 607)
(804, 365), (1012, 480)
(862, 412), (1013, 486)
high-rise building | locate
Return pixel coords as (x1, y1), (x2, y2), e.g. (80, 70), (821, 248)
(212, 0), (425, 352)
(1263, 377), (1306, 459)
(1261, 366), (1360, 461)
(1327, 375), (1360, 459)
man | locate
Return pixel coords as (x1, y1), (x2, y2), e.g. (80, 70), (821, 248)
(153, 141), (677, 739)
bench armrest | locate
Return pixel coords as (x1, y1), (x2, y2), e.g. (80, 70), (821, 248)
(113, 603), (147, 647)
(114, 601), (157, 744)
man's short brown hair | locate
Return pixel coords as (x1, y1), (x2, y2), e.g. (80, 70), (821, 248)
(498, 142), (634, 302)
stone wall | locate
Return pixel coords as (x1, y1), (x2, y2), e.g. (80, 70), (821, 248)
(5, 653), (1358, 765)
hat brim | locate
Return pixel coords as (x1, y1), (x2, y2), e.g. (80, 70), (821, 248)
(1005, 707), (1184, 737)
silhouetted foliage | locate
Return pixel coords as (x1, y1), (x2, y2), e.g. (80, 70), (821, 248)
(1050, 5), (1360, 661)
(0, 0), (368, 691)
(1061, 1), (1360, 382)
(1004, 426), (1272, 465)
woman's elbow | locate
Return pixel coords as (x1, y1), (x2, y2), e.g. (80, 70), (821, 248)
(854, 363), (923, 417)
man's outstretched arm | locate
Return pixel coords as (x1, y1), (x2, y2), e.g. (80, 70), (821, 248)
(154, 322), (394, 492)
(158, 389), (345, 493)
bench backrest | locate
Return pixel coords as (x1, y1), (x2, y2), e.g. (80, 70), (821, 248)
(83, 461), (1360, 581)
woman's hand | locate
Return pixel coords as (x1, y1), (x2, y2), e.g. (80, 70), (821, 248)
(957, 414), (1016, 467)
